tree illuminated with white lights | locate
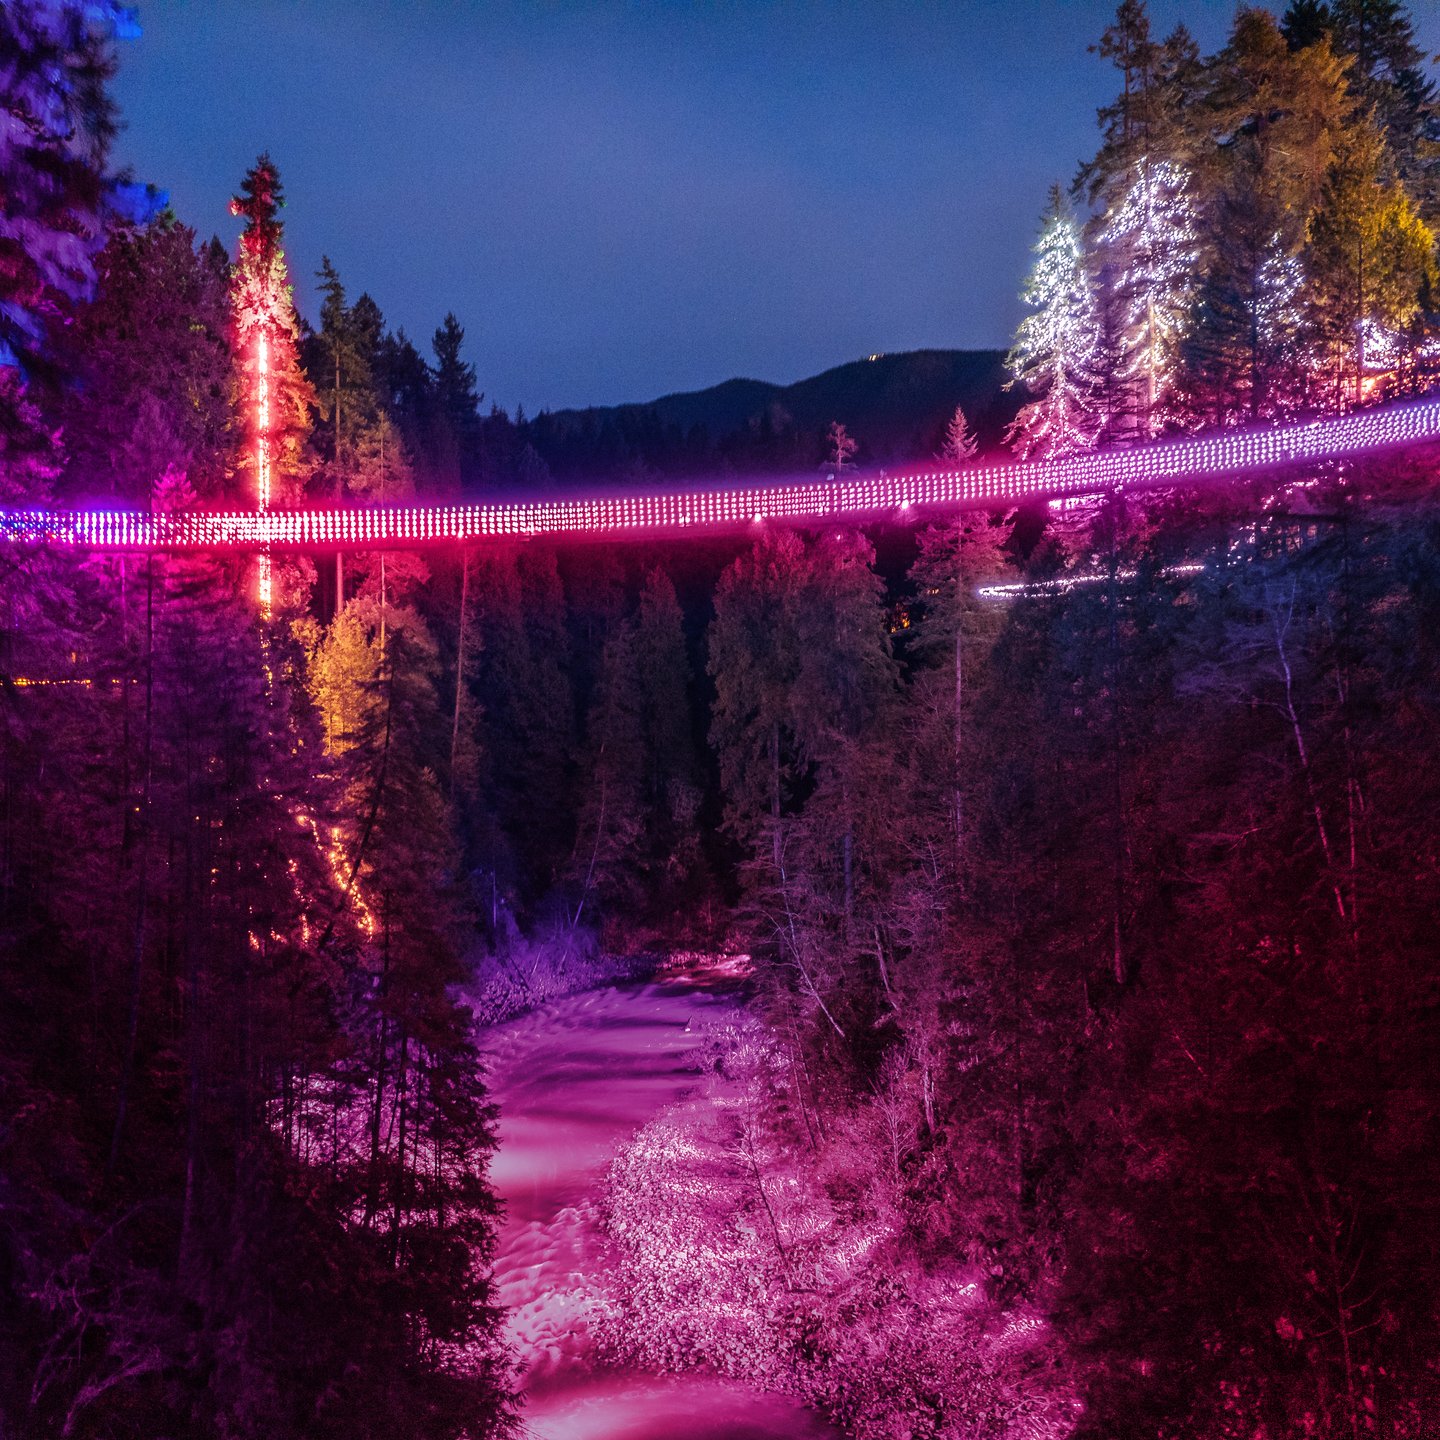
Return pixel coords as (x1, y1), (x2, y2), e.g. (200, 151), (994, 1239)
(1099, 157), (1199, 437)
(1006, 186), (1103, 460)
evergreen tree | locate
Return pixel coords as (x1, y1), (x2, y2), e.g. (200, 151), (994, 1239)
(229, 155), (313, 508)
(1289, 0), (1440, 217)
(0, 0), (129, 374)
(1096, 158), (1200, 436)
(1177, 9), (1355, 422)
(468, 547), (576, 906)
(1006, 187), (1103, 459)
(0, 0), (140, 466)
(709, 529), (807, 872)
(313, 256), (378, 487)
(1078, 1), (1201, 207)
(431, 312), (482, 492)
(1182, 198), (1307, 424)
(57, 217), (233, 502)
(939, 404), (978, 464)
(1304, 119), (1437, 403)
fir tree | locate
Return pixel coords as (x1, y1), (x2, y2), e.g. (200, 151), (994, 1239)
(1324, 0), (1439, 217)
(1097, 158), (1200, 437)
(431, 312), (482, 492)
(1078, 2), (1201, 208)
(229, 154), (314, 508)
(1177, 9), (1355, 422)
(57, 217), (233, 502)
(0, 0), (140, 464)
(1305, 119), (1437, 403)
(1006, 186), (1103, 459)
(939, 404), (979, 464)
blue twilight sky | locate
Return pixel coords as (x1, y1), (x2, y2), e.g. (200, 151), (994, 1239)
(111, 1), (1440, 414)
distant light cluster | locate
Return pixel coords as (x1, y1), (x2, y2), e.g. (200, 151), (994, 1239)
(4, 396), (1438, 552)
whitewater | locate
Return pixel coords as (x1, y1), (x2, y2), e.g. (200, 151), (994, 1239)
(483, 968), (841, 1440)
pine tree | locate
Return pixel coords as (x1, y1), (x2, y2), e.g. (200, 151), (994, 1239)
(0, 0), (142, 465)
(229, 155), (314, 508)
(709, 529), (807, 872)
(0, 1), (132, 374)
(1305, 118), (1437, 403)
(57, 217), (233, 501)
(469, 547), (576, 904)
(908, 517), (1011, 872)
(1327, 0), (1438, 217)
(1177, 10), (1355, 422)
(1078, 2), (1202, 208)
(1097, 158), (1200, 437)
(431, 312), (481, 492)
(939, 404), (979, 464)
(1006, 187), (1103, 459)
(313, 257), (377, 483)
(570, 617), (649, 924)
(632, 568), (703, 895)
(1183, 210), (1306, 424)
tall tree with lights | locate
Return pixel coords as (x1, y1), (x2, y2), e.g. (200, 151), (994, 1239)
(229, 155), (313, 511)
(1098, 158), (1200, 437)
(229, 155), (314, 611)
(1006, 187), (1104, 459)
(1178, 9), (1354, 422)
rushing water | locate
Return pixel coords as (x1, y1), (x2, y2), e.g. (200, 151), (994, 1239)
(484, 975), (841, 1440)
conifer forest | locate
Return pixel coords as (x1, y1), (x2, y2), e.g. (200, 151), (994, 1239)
(3, 2), (1440, 1437)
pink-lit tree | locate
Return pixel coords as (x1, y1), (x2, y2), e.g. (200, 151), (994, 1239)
(825, 419), (858, 475)
(939, 404), (979, 464)
(229, 155), (311, 507)
(229, 155), (314, 608)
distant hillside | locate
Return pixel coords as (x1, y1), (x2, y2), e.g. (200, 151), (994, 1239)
(519, 350), (1020, 485)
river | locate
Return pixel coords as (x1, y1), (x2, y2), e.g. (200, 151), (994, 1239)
(483, 973), (842, 1440)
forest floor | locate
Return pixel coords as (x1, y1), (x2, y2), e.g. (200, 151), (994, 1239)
(481, 959), (843, 1440)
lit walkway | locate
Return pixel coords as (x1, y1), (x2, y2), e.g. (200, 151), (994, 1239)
(6, 396), (1438, 552)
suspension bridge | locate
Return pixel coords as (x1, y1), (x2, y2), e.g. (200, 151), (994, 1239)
(6, 395), (1440, 552)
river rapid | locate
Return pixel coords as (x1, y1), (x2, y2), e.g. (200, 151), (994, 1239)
(483, 973), (842, 1440)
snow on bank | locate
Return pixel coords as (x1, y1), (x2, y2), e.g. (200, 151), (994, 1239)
(599, 1011), (1074, 1440)
(481, 971), (839, 1439)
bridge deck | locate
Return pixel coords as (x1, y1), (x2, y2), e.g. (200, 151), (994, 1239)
(5, 397), (1438, 551)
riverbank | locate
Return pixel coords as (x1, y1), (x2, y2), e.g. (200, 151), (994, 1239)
(482, 975), (841, 1440)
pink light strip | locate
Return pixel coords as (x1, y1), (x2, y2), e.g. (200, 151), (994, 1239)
(9, 397), (1439, 552)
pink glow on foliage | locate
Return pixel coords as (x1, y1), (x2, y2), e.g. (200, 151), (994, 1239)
(7, 396), (1440, 552)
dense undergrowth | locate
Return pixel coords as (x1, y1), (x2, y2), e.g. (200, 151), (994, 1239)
(602, 1015), (1071, 1440)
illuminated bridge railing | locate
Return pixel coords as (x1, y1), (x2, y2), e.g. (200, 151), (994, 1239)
(5, 395), (1439, 552)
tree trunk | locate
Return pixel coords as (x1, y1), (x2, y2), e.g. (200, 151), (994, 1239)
(108, 555), (155, 1179)
(953, 584), (965, 874)
(449, 548), (470, 798)
(770, 719), (782, 875)
(1107, 497), (1127, 985)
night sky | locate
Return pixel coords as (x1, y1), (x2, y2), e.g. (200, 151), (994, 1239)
(112, 1), (1440, 414)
